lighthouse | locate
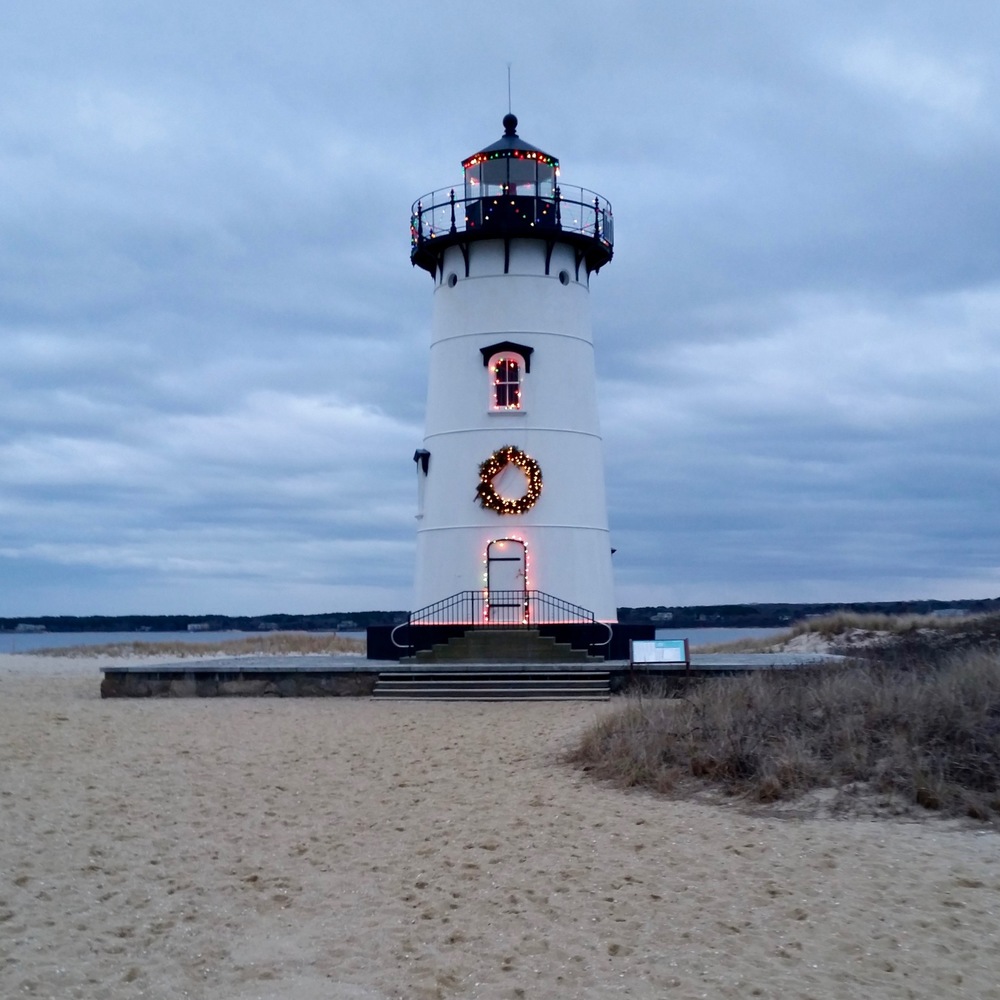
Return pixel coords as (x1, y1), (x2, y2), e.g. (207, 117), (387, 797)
(408, 114), (616, 634)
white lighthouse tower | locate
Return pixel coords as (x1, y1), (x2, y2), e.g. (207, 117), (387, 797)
(409, 113), (616, 632)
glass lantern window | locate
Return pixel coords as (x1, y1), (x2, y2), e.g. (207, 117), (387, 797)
(480, 157), (509, 197)
(537, 162), (555, 199)
(507, 158), (536, 196)
(463, 162), (481, 200)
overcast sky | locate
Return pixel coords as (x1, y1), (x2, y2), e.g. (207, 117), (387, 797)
(3, 2), (999, 616)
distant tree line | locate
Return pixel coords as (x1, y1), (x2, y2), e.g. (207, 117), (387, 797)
(4, 597), (999, 634)
(617, 597), (1000, 629)
(0, 611), (407, 634)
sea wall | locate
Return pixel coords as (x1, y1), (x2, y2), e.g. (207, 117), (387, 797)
(101, 668), (378, 698)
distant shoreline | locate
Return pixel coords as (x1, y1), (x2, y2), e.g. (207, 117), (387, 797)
(2, 596), (997, 635)
(3, 626), (781, 656)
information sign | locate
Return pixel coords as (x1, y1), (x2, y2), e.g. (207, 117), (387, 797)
(630, 638), (690, 665)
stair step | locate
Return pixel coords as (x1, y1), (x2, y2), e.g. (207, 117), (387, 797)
(378, 683), (608, 694)
(375, 671), (609, 679)
(412, 628), (599, 664)
(373, 687), (610, 696)
(379, 672), (611, 680)
(373, 669), (611, 702)
(374, 695), (610, 701)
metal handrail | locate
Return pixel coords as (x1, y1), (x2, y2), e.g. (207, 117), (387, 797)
(390, 589), (610, 652)
(592, 621), (614, 649)
(410, 183), (614, 253)
(389, 620), (411, 650)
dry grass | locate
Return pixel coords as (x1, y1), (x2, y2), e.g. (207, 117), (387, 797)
(697, 610), (990, 653)
(30, 631), (366, 658)
(571, 623), (1000, 823)
(696, 634), (794, 653)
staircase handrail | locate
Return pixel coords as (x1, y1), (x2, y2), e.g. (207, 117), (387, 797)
(591, 620), (614, 648)
(390, 590), (614, 653)
(401, 590), (597, 627)
(389, 620), (411, 650)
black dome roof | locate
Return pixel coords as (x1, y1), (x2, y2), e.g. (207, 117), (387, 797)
(462, 114), (558, 167)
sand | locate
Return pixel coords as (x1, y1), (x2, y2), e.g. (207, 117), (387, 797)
(2, 653), (999, 1000)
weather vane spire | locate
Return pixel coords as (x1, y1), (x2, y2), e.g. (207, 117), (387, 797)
(507, 62), (512, 114)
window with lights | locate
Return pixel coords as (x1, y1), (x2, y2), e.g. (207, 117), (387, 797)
(491, 356), (522, 410)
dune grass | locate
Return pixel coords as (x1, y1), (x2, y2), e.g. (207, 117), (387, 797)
(30, 631), (366, 658)
(697, 610), (989, 653)
(570, 620), (1000, 822)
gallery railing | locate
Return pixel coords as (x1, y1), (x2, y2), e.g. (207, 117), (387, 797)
(410, 184), (614, 259)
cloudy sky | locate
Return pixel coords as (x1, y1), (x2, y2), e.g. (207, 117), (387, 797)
(3, 2), (999, 616)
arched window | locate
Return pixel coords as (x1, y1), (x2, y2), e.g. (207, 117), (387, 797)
(480, 341), (533, 413)
(492, 355), (521, 410)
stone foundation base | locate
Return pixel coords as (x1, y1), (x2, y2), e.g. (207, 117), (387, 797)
(101, 669), (378, 698)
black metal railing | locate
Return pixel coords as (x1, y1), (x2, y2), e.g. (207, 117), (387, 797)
(410, 184), (614, 258)
(390, 590), (614, 653)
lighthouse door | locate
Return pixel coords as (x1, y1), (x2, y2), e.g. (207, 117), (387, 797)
(486, 539), (527, 624)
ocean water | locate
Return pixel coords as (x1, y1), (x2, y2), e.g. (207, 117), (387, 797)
(4, 626), (781, 654)
(1, 630), (348, 654)
(655, 627), (783, 648)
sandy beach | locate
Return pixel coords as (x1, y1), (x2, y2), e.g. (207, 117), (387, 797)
(2, 653), (999, 999)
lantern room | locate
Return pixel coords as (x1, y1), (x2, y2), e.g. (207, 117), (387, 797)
(410, 114), (614, 276)
(461, 114), (558, 235)
(463, 113), (558, 198)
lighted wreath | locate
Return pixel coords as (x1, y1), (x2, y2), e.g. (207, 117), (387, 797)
(475, 445), (543, 516)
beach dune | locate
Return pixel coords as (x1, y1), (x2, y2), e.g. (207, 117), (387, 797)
(1, 653), (998, 999)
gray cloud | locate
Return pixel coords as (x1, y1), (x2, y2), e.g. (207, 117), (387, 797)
(2, 1), (999, 614)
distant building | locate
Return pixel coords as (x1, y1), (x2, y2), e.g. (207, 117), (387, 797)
(186, 623), (212, 632)
(14, 623), (46, 633)
(930, 608), (970, 618)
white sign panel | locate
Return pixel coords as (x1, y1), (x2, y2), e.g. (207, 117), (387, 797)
(630, 639), (689, 664)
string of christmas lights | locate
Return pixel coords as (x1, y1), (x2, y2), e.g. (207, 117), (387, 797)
(463, 149), (558, 170)
(493, 358), (520, 409)
(482, 536), (530, 623)
(475, 445), (542, 515)
(482, 537), (530, 588)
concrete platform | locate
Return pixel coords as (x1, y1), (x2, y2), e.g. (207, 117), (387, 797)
(99, 651), (847, 697)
